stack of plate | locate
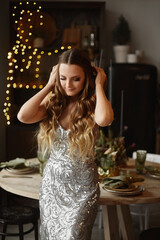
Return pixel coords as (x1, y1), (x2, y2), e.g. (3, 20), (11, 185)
(103, 185), (144, 196)
(6, 167), (35, 175)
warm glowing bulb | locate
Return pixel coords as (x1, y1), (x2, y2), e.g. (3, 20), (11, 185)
(36, 61), (40, 65)
(26, 85), (29, 89)
(35, 74), (39, 78)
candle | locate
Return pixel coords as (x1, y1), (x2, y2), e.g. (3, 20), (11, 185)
(108, 59), (112, 104)
(99, 49), (104, 68)
(120, 90), (124, 136)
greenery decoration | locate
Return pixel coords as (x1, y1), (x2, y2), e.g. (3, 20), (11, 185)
(112, 15), (131, 45)
(95, 129), (128, 178)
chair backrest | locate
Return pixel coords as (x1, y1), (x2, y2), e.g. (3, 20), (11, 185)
(132, 152), (160, 163)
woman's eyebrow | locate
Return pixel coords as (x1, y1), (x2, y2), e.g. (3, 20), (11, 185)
(60, 74), (80, 78)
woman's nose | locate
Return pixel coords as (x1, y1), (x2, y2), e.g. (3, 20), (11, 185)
(66, 79), (72, 88)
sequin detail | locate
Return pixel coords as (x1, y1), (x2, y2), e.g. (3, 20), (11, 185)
(39, 125), (100, 240)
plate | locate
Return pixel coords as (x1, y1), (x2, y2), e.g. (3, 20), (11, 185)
(103, 185), (145, 196)
(147, 172), (160, 180)
(6, 167), (35, 175)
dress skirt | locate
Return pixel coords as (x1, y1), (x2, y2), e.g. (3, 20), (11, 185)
(39, 125), (100, 240)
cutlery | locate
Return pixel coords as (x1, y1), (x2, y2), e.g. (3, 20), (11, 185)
(2, 175), (33, 178)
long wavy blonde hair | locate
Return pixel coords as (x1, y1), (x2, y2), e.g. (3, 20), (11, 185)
(37, 48), (99, 161)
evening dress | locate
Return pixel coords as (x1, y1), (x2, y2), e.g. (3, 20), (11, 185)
(39, 124), (100, 240)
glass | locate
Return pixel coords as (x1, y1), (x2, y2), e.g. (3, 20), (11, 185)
(135, 150), (147, 174)
(37, 150), (49, 176)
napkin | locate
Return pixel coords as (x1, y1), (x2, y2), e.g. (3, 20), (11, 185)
(0, 158), (26, 169)
(103, 176), (129, 189)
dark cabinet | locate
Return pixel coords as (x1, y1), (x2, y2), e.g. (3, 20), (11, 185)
(106, 63), (157, 155)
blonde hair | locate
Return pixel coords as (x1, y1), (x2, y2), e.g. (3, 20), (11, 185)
(37, 48), (99, 161)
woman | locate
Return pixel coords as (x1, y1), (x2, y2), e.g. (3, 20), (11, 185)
(17, 48), (113, 240)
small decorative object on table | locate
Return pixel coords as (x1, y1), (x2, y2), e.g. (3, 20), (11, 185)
(37, 150), (49, 176)
(135, 150), (147, 174)
(95, 129), (128, 180)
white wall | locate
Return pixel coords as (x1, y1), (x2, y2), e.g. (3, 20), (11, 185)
(105, 0), (160, 82)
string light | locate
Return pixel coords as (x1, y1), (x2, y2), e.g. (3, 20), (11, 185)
(4, 1), (71, 125)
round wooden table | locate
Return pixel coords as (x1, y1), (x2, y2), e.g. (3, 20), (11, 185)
(1, 158), (160, 240)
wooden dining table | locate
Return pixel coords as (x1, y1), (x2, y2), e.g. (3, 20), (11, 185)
(0, 158), (160, 240)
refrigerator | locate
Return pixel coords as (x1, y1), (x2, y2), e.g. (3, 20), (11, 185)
(105, 63), (157, 156)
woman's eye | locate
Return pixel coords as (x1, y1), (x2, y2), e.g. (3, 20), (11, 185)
(60, 77), (65, 81)
(74, 77), (80, 81)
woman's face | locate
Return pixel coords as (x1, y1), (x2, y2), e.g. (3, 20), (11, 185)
(59, 63), (85, 98)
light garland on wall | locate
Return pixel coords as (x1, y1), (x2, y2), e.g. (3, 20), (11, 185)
(4, 1), (71, 125)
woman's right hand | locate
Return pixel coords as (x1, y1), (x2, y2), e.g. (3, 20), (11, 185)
(48, 65), (59, 87)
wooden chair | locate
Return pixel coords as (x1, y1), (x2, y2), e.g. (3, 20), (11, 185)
(0, 205), (39, 240)
(139, 227), (160, 240)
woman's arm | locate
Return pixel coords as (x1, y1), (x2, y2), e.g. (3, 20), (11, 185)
(94, 67), (114, 127)
(17, 65), (57, 124)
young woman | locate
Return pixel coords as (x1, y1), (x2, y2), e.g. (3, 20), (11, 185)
(17, 48), (113, 240)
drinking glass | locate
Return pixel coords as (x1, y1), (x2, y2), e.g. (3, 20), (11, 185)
(37, 150), (49, 176)
(135, 150), (147, 174)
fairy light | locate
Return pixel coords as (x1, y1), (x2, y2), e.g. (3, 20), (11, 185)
(4, 1), (70, 125)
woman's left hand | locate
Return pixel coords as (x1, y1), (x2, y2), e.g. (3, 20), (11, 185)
(94, 66), (107, 88)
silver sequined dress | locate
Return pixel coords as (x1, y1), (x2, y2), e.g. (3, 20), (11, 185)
(39, 124), (100, 240)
